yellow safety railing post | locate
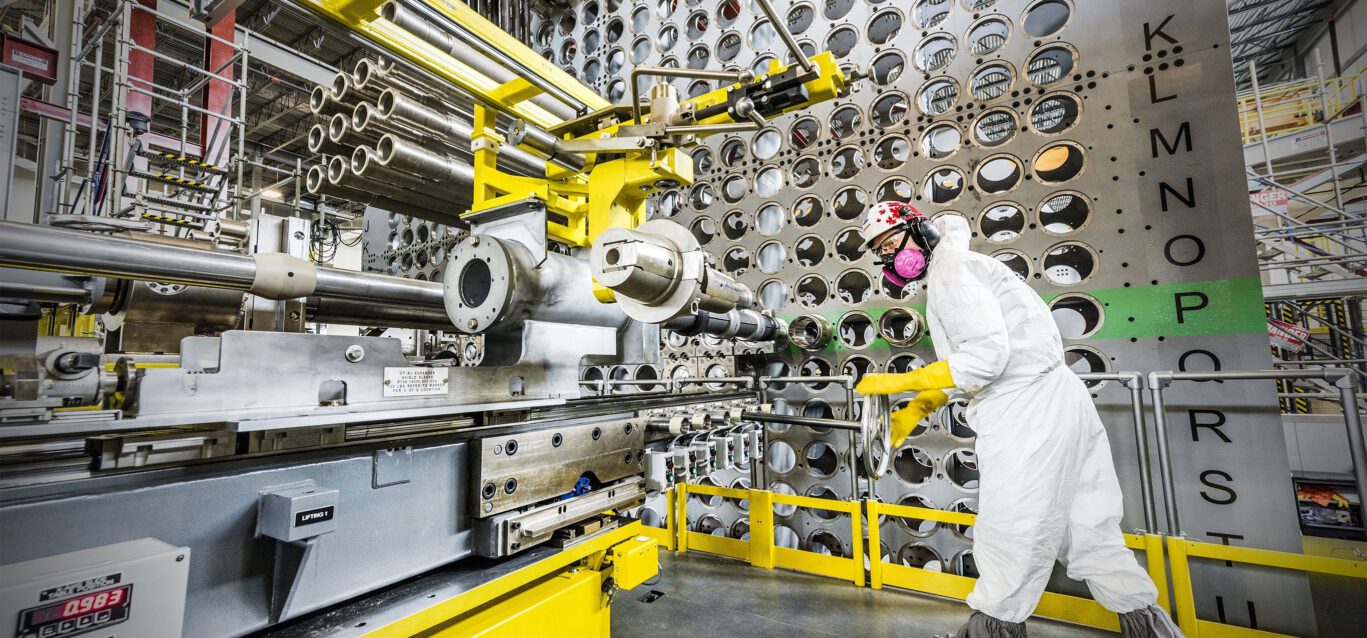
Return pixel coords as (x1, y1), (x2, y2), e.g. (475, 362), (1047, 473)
(867, 500), (883, 590)
(849, 499), (865, 587)
(1166, 536), (1199, 637)
(1143, 533), (1170, 612)
(749, 489), (775, 569)
(675, 483), (689, 553)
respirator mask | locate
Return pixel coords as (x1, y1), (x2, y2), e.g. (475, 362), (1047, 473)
(879, 217), (940, 287)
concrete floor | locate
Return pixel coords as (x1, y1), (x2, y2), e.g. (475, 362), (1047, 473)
(614, 551), (1111, 637)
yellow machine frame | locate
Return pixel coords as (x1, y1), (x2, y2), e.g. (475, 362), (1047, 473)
(366, 522), (658, 637)
(300, 0), (848, 252)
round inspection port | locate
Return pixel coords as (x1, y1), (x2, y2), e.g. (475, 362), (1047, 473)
(1023, 0), (1072, 38)
(823, 0), (853, 20)
(581, 366), (605, 394)
(831, 146), (866, 180)
(1027, 45), (1077, 86)
(630, 36), (651, 64)
(871, 92), (909, 129)
(637, 506), (664, 528)
(991, 249), (1033, 282)
(757, 242), (786, 274)
(799, 356), (833, 391)
(1038, 191), (1090, 234)
(584, 28), (602, 54)
(920, 124), (962, 160)
(809, 530), (846, 557)
(558, 10), (576, 34)
(685, 79), (710, 100)
(559, 39), (578, 65)
(896, 495), (939, 537)
(971, 62), (1015, 103)
(795, 275), (829, 308)
(980, 202), (1026, 242)
(691, 146), (714, 173)
(945, 448), (980, 489)
(669, 364), (691, 382)
(825, 25), (858, 59)
(723, 247), (751, 275)
(752, 128), (782, 161)
(1041, 241), (1097, 285)
(688, 182), (714, 209)
(973, 109), (1018, 148)
(653, 189), (681, 219)
(795, 234), (826, 267)
(794, 195), (824, 226)
(836, 310), (876, 348)
(656, 24), (679, 52)
(870, 51), (906, 87)
(771, 482), (799, 516)
(789, 117), (820, 151)
(968, 16), (1010, 56)
(773, 524), (801, 549)
(1034, 142), (1086, 184)
(786, 1), (814, 33)
(716, 30), (742, 62)
(833, 187), (868, 220)
(685, 9), (709, 40)
(719, 138), (746, 167)
(867, 8), (903, 45)
(893, 446), (934, 485)
(874, 135), (911, 171)
(898, 543), (945, 572)
(704, 363), (730, 389)
(749, 19), (778, 50)
(721, 175), (747, 203)
(686, 44), (710, 70)
(877, 177), (914, 204)
(806, 485), (844, 520)
(913, 0), (950, 29)
(694, 514), (726, 535)
(836, 270), (874, 305)
(922, 167), (965, 204)
(756, 202), (786, 235)
(790, 314), (833, 350)
(689, 217), (717, 246)
(879, 307), (926, 346)
(1031, 92), (1081, 135)
(975, 155), (1023, 194)
(759, 279), (788, 310)
(950, 498), (978, 539)
(792, 156), (821, 189)
(766, 439), (797, 474)
(605, 78), (626, 102)
(830, 106), (863, 140)
(721, 209), (749, 239)
(917, 79), (959, 116)
(718, 0), (742, 27)
(755, 166), (784, 198)
(731, 519), (751, 540)
(805, 441), (840, 478)
(634, 365), (661, 391)
(1050, 293), (1104, 339)
(887, 353), (927, 374)
(837, 354), (874, 388)
(692, 476), (723, 508)
(945, 399), (975, 439)
(1065, 345), (1109, 387)
(762, 359), (791, 392)
(606, 18), (624, 44)
(729, 478), (752, 510)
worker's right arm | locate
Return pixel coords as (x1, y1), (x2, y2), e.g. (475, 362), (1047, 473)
(931, 257), (1010, 395)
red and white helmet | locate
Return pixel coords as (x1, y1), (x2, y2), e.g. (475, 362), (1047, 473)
(860, 201), (924, 249)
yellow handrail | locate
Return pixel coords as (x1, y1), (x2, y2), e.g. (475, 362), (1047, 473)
(650, 484), (1366, 636)
(1238, 72), (1363, 145)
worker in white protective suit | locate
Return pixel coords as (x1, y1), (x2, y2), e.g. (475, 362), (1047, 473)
(854, 202), (1181, 638)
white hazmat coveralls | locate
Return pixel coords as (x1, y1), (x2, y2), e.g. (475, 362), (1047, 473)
(923, 214), (1160, 623)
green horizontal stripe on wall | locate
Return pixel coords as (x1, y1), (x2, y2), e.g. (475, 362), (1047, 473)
(777, 277), (1265, 353)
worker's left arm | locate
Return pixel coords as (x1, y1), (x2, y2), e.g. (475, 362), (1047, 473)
(857, 258), (1009, 396)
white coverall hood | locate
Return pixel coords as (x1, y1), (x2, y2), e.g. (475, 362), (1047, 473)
(921, 214), (1172, 627)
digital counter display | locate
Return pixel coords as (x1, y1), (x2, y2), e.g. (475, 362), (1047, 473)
(17, 585), (132, 638)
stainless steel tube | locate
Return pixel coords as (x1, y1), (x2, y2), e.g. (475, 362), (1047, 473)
(1146, 373), (1181, 535)
(0, 220), (448, 310)
(380, 1), (581, 121)
(753, 0), (815, 74)
(375, 134), (474, 186)
(739, 411), (861, 432)
(664, 308), (785, 342)
(377, 89), (545, 176)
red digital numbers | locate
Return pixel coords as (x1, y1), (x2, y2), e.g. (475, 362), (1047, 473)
(59, 587), (125, 620)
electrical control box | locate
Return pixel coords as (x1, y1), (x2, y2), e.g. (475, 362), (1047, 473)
(0, 538), (189, 638)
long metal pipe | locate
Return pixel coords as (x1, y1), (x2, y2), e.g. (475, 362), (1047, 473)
(380, 1), (581, 121)
(376, 89), (545, 176)
(752, 0), (814, 74)
(0, 221), (445, 308)
(307, 165), (461, 223)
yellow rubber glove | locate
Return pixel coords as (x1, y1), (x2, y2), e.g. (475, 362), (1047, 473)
(891, 390), (949, 446)
(855, 360), (955, 396)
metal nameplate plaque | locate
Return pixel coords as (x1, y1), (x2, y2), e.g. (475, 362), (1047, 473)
(382, 367), (449, 397)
